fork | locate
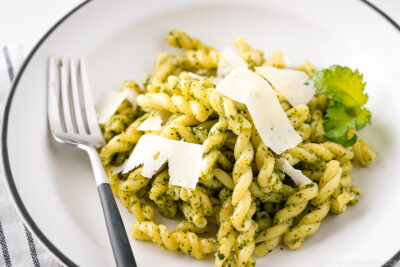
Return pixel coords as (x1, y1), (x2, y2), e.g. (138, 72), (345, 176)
(47, 57), (137, 267)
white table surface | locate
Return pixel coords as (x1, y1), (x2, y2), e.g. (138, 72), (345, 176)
(0, 0), (399, 54)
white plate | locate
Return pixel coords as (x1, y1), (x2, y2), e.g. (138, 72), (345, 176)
(2, 0), (400, 266)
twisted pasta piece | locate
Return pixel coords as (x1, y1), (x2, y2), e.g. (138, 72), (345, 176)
(100, 115), (146, 164)
(172, 231), (216, 259)
(251, 128), (282, 191)
(307, 94), (327, 112)
(166, 30), (219, 72)
(175, 73), (214, 106)
(187, 187), (213, 219)
(213, 168), (235, 190)
(331, 187), (353, 214)
(185, 49), (219, 69)
(120, 79), (142, 93)
(103, 99), (137, 140)
(311, 160), (343, 206)
(254, 182), (318, 257)
(249, 182), (294, 203)
(153, 52), (175, 81)
(349, 186), (362, 205)
(149, 170), (177, 218)
(296, 123), (312, 141)
(222, 252), (236, 267)
(231, 129), (255, 231)
(255, 142), (281, 190)
(216, 197), (237, 267)
(310, 109), (325, 143)
(131, 221), (216, 259)
(340, 160), (352, 181)
(164, 76), (215, 126)
(137, 92), (212, 122)
(262, 50), (286, 68)
(167, 29), (209, 51)
(118, 167), (154, 222)
(284, 201), (330, 249)
(283, 161), (342, 249)
(120, 168), (150, 193)
(296, 59), (317, 76)
(209, 90), (251, 135)
(200, 120), (229, 179)
(159, 115), (200, 143)
(198, 175), (223, 190)
(174, 220), (210, 234)
(169, 186), (213, 228)
(217, 150), (234, 171)
(234, 36), (264, 68)
(303, 159), (350, 183)
(180, 202), (208, 230)
(285, 104), (312, 142)
(283, 141), (354, 166)
(132, 221), (178, 251)
(330, 160), (360, 214)
(104, 165), (122, 196)
(142, 74), (165, 93)
(235, 221), (257, 267)
(103, 113), (133, 141)
(352, 138), (376, 166)
(286, 105), (309, 129)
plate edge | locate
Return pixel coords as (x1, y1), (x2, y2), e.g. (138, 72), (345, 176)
(0, 1), (91, 267)
(359, 0), (400, 265)
(360, 0), (400, 32)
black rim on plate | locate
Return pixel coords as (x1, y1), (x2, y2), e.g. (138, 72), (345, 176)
(1, 1), (399, 266)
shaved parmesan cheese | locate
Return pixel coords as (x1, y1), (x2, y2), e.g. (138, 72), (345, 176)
(214, 47), (247, 84)
(96, 89), (138, 124)
(214, 67), (249, 103)
(255, 66), (315, 107)
(112, 160), (128, 175)
(216, 68), (301, 154)
(137, 115), (163, 131)
(124, 89), (138, 107)
(276, 158), (312, 185)
(123, 135), (203, 188)
(138, 111), (170, 131)
(187, 72), (205, 80)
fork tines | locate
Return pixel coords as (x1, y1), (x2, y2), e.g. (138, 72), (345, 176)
(47, 57), (104, 146)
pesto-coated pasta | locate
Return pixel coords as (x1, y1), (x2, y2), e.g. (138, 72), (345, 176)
(98, 30), (376, 266)
(283, 161), (342, 249)
(132, 221), (216, 259)
(254, 183), (318, 257)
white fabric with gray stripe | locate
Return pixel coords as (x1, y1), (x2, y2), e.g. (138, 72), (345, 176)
(0, 45), (60, 267)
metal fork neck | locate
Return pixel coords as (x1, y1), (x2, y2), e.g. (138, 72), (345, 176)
(78, 145), (109, 185)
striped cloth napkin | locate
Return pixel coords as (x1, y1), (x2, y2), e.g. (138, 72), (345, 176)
(0, 45), (60, 267)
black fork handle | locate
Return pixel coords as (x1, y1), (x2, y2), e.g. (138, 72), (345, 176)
(98, 183), (137, 267)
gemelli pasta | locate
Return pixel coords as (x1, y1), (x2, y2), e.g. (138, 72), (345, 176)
(98, 30), (376, 266)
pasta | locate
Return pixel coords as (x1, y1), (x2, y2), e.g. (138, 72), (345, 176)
(132, 221), (216, 259)
(98, 30), (376, 266)
(283, 160), (342, 249)
(254, 183), (318, 257)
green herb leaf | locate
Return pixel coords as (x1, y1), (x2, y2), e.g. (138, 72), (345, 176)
(323, 103), (371, 146)
(310, 65), (371, 146)
(311, 65), (368, 107)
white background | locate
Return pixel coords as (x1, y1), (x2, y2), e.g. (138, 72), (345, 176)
(0, 0), (399, 54)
